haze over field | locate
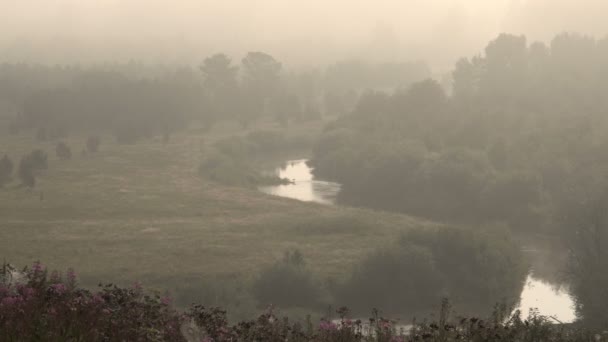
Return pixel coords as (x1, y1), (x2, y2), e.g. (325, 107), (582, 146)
(3, 0), (608, 340)
(2, 0), (608, 67)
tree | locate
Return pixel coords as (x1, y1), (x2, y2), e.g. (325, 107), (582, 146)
(200, 54), (239, 93)
(18, 157), (35, 188)
(480, 34), (528, 102)
(252, 250), (321, 308)
(240, 52), (283, 123)
(567, 193), (608, 329)
(0, 154), (13, 186)
(56, 142), (72, 160)
(17, 150), (48, 188)
(200, 54), (240, 123)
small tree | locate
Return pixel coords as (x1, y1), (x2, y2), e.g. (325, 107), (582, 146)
(56, 142), (72, 160)
(17, 150), (48, 188)
(18, 157), (35, 188)
(252, 250), (321, 308)
(86, 136), (100, 153)
(0, 155), (14, 186)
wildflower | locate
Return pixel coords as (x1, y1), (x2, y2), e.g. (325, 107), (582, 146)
(50, 283), (67, 295)
(32, 261), (44, 273)
(92, 294), (104, 304)
(319, 320), (337, 331)
(67, 268), (76, 286)
(22, 286), (35, 298)
(161, 296), (172, 305)
(1, 296), (18, 306)
(133, 280), (142, 290)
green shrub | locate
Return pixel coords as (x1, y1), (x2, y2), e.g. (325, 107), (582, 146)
(252, 250), (322, 309)
(335, 244), (443, 316)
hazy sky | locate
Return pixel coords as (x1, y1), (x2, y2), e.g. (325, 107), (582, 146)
(1, 0), (607, 68)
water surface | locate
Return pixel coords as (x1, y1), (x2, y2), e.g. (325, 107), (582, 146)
(258, 159), (340, 205)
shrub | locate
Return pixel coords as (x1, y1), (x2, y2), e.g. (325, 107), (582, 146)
(86, 135), (101, 153)
(55, 141), (72, 160)
(399, 226), (528, 314)
(252, 250), (322, 309)
(0, 262), (185, 341)
(335, 226), (527, 317)
(18, 157), (36, 188)
(17, 150), (48, 188)
(335, 245), (443, 316)
(0, 262), (595, 342)
(0, 154), (13, 186)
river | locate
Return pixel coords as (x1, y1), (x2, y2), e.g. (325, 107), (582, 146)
(258, 159), (576, 323)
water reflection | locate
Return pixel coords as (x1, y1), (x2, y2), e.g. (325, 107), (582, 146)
(258, 159), (340, 205)
(516, 274), (576, 323)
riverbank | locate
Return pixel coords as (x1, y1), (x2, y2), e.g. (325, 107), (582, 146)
(259, 159), (576, 322)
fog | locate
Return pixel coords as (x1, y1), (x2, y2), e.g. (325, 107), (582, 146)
(3, 0), (608, 339)
(2, 0), (608, 68)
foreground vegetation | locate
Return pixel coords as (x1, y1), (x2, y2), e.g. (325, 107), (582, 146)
(0, 263), (593, 342)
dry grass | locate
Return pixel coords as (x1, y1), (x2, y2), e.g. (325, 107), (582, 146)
(0, 122), (434, 301)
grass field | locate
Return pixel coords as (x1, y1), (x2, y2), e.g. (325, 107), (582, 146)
(0, 120), (435, 311)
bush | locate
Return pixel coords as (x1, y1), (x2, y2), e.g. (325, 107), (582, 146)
(18, 157), (36, 188)
(252, 250), (322, 309)
(399, 226), (527, 314)
(18, 150), (48, 188)
(55, 141), (72, 160)
(335, 226), (527, 317)
(0, 262), (185, 341)
(0, 262), (595, 342)
(0, 154), (13, 186)
(335, 245), (443, 316)
(86, 135), (101, 153)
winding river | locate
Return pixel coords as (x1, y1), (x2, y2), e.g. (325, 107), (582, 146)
(259, 159), (576, 323)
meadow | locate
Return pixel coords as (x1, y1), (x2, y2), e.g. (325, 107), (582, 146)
(0, 119), (435, 314)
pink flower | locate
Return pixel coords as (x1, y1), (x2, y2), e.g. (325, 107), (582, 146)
(67, 269), (76, 285)
(161, 296), (172, 305)
(1, 296), (18, 306)
(32, 261), (44, 273)
(50, 283), (67, 295)
(319, 321), (338, 331)
(133, 281), (143, 291)
(22, 286), (35, 298)
(92, 294), (104, 304)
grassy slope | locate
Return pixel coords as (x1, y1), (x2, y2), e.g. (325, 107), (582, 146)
(0, 121), (435, 300)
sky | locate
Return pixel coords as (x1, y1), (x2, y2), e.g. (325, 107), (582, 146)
(1, 0), (607, 68)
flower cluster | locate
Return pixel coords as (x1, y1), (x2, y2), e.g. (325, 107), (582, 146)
(0, 262), (185, 341)
(0, 262), (596, 342)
